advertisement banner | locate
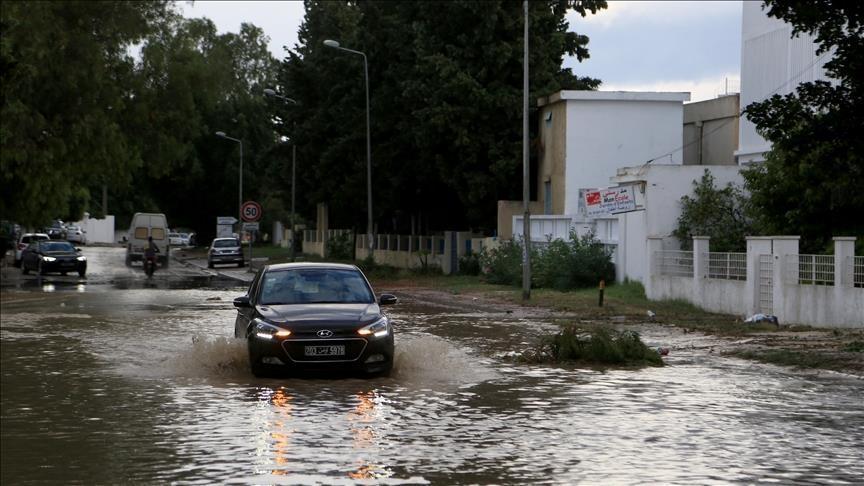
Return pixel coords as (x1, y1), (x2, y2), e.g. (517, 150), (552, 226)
(584, 186), (638, 218)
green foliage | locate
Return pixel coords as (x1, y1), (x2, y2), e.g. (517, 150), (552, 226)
(479, 239), (531, 286)
(277, 0), (605, 232)
(325, 232), (354, 260)
(458, 252), (481, 276)
(742, 0), (864, 253)
(673, 170), (752, 252)
(480, 232), (614, 290)
(520, 325), (663, 367)
(532, 231), (615, 290)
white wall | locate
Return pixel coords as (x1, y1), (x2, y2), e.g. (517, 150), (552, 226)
(613, 165), (745, 284)
(77, 214), (115, 244)
(561, 91), (689, 214)
(736, 2), (831, 164)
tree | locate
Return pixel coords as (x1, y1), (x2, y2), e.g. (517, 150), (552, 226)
(276, 0), (605, 232)
(673, 170), (753, 252)
(742, 0), (864, 252)
(1, 1), (170, 226)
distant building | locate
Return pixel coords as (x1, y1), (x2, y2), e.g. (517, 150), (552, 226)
(683, 94), (739, 166)
(735, 1), (831, 165)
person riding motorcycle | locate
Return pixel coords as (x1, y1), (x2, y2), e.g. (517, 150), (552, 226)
(144, 236), (159, 275)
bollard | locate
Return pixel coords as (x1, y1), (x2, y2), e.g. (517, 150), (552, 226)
(598, 279), (605, 307)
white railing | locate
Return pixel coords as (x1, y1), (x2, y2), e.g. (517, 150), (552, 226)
(853, 256), (864, 288)
(706, 252), (747, 280)
(790, 254), (834, 286)
(657, 250), (693, 277)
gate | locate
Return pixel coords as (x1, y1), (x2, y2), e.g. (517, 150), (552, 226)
(758, 254), (773, 314)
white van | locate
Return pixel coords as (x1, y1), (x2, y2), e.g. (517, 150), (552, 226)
(126, 213), (169, 267)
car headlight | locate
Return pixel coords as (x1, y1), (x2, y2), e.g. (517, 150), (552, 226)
(76, 256), (86, 261)
(42, 256), (56, 262)
(358, 316), (389, 338)
(253, 319), (291, 340)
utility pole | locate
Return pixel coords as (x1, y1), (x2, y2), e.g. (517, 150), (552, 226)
(522, 0), (532, 300)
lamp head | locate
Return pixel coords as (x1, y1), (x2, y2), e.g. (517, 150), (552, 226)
(215, 131), (226, 138)
(323, 39), (340, 48)
(263, 88), (276, 96)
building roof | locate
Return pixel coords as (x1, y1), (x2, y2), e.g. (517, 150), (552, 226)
(538, 90), (691, 107)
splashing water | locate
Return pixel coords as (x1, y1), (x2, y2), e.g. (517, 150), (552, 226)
(392, 335), (497, 384)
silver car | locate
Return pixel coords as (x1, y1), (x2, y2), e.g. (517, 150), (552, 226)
(207, 238), (244, 268)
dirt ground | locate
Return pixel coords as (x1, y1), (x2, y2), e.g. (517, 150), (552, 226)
(388, 285), (864, 378)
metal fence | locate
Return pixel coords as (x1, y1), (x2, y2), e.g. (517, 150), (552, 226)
(853, 256), (864, 288)
(706, 252), (747, 280)
(791, 254), (835, 286)
(656, 250), (693, 277)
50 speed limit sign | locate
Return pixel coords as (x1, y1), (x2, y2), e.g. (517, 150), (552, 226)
(241, 201), (262, 222)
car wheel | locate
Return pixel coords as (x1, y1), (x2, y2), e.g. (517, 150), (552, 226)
(78, 270), (86, 278)
(13, 259), (21, 268)
(238, 261), (245, 268)
(38, 261), (45, 275)
(125, 254), (132, 267)
(61, 271), (67, 276)
(21, 264), (29, 275)
(207, 259), (214, 269)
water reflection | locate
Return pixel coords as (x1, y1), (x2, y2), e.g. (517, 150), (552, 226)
(348, 390), (394, 481)
(266, 387), (294, 476)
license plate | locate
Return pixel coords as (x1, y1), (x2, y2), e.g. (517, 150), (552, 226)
(305, 345), (345, 357)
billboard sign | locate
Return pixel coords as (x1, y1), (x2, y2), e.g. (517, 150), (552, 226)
(584, 186), (638, 218)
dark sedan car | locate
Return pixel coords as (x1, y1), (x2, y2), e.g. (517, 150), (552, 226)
(234, 263), (397, 377)
(21, 240), (86, 277)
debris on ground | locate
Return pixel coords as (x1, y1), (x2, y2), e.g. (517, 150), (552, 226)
(745, 313), (779, 326)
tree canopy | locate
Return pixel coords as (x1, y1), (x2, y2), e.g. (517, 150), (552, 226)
(274, 0), (605, 233)
(742, 0), (864, 252)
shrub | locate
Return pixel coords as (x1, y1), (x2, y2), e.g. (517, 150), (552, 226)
(325, 232), (353, 260)
(479, 239), (532, 286)
(520, 325), (663, 367)
(458, 252), (480, 275)
(532, 231), (615, 290)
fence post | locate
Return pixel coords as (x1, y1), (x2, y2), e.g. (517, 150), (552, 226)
(645, 236), (663, 300)
(833, 237), (856, 287)
(693, 236), (710, 305)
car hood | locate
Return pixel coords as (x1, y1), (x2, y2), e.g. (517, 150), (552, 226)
(43, 250), (78, 257)
(256, 303), (381, 327)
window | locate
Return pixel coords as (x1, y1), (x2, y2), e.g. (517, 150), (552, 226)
(151, 228), (166, 240)
(544, 181), (552, 214)
(134, 227), (148, 239)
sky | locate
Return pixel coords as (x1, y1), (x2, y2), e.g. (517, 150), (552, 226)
(178, 0), (743, 103)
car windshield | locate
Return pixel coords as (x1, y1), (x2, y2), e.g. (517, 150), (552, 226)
(214, 239), (239, 248)
(41, 241), (75, 252)
(259, 268), (374, 305)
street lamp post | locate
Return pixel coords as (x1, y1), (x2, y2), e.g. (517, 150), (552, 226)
(323, 38), (374, 253)
(264, 88), (299, 262)
(521, 0), (532, 300)
(215, 131), (244, 232)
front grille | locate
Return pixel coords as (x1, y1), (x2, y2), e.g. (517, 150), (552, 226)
(282, 338), (367, 362)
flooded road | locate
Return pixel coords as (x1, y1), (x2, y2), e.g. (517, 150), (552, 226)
(2, 248), (863, 484)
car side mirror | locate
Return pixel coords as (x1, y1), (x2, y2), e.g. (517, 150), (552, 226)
(233, 296), (252, 308)
(379, 294), (398, 306)
(75, 248), (82, 252)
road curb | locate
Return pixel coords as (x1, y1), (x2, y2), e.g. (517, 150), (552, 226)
(172, 254), (252, 284)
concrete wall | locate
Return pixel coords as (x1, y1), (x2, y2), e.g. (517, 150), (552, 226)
(76, 214), (115, 244)
(612, 165), (745, 283)
(648, 236), (863, 328)
(736, 2), (831, 164)
(497, 200), (543, 241)
(560, 91), (690, 215)
(537, 100), (568, 215)
(683, 94), (739, 166)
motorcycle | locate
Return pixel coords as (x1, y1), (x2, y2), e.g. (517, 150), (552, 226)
(144, 254), (158, 277)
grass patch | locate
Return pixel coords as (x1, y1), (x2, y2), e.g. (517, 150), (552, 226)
(519, 325), (663, 367)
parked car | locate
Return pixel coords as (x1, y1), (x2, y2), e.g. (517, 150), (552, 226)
(45, 220), (67, 240)
(21, 240), (86, 277)
(233, 262), (397, 377)
(14, 233), (50, 267)
(66, 225), (86, 244)
(168, 232), (184, 246)
(178, 233), (191, 246)
(207, 237), (244, 268)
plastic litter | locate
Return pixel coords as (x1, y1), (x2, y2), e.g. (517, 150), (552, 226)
(646, 310), (656, 322)
(656, 347), (670, 356)
(744, 313), (779, 325)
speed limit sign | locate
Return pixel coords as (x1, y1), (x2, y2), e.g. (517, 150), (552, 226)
(241, 201), (262, 222)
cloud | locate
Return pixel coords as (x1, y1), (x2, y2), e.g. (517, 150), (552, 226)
(600, 74), (741, 103)
(574, 1), (743, 29)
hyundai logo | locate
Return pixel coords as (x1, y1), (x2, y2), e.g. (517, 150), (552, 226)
(317, 329), (334, 338)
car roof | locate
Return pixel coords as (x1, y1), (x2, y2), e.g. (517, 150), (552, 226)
(212, 237), (239, 242)
(21, 233), (49, 239)
(265, 262), (360, 272)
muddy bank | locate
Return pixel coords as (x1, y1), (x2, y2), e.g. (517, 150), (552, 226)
(385, 285), (864, 377)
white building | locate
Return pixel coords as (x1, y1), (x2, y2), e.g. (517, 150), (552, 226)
(735, 1), (831, 165)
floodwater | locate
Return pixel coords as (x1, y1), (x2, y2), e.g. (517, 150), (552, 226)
(2, 249), (863, 484)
